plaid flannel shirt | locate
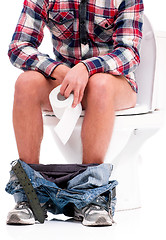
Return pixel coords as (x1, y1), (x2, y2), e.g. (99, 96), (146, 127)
(8, 0), (144, 92)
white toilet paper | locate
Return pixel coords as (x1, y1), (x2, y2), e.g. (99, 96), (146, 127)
(49, 85), (82, 144)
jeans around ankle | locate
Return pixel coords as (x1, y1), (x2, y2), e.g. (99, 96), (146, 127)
(5, 160), (118, 216)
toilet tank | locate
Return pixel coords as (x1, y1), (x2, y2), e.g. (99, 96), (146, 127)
(135, 15), (166, 112)
(152, 31), (166, 111)
(135, 15), (156, 111)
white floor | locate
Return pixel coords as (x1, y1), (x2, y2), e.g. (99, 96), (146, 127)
(1, 208), (165, 240)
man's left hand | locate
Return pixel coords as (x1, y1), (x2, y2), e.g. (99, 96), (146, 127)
(60, 63), (89, 108)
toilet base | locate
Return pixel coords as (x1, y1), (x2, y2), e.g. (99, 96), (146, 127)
(109, 127), (159, 211)
(111, 154), (142, 211)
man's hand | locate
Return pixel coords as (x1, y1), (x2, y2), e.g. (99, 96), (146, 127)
(60, 63), (89, 108)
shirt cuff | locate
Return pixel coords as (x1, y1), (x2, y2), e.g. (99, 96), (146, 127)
(81, 57), (105, 77)
(37, 58), (63, 78)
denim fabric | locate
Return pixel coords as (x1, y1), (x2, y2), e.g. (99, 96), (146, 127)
(5, 160), (118, 216)
(67, 164), (113, 189)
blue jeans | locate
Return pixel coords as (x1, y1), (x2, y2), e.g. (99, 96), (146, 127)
(5, 160), (118, 216)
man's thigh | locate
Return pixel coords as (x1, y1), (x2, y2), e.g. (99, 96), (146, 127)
(81, 73), (137, 111)
(24, 70), (136, 112)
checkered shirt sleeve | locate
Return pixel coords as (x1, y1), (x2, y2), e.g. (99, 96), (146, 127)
(8, 0), (60, 78)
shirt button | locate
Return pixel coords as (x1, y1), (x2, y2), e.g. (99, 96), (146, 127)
(59, 16), (63, 21)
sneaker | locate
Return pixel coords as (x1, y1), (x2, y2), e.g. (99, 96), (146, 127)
(74, 195), (113, 226)
(6, 202), (35, 225)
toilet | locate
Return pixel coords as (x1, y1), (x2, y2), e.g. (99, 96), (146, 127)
(42, 15), (166, 211)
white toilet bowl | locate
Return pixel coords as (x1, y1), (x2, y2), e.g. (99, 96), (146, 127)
(42, 15), (166, 211)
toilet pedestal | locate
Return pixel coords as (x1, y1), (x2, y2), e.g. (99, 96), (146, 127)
(110, 128), (159, 211)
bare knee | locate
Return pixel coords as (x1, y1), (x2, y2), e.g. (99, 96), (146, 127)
(14, 71), (46, 104)
(86, 73), (115, 109)
(85, 73), (136, 111)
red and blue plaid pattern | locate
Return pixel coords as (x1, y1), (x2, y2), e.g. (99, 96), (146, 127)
(8, 0), (144, 92)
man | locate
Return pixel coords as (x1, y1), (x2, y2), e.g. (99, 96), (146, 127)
(6, 0), (144, 226)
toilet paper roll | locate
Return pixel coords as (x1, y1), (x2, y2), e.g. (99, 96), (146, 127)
(49, 85), (82, 144)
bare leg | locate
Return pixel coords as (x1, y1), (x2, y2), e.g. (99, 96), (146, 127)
(81, 73), (137, 164)
(13, 71), (60, 164)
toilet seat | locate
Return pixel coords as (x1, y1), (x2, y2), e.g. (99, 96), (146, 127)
(115, 104), (151, 116)
(43, 103), (151, 118)
(84, 103), (151, 116)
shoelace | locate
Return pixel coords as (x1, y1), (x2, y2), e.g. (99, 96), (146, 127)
(16, 202), (34, 216)
(16, 202), (48, 219)
(82, 193), (113, 219)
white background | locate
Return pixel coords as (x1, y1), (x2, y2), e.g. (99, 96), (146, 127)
(0, 0), (166, 239)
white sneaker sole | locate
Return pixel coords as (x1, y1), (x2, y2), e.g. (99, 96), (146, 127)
(6, 214), (35, 225)
(82, 216), (112, 226)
